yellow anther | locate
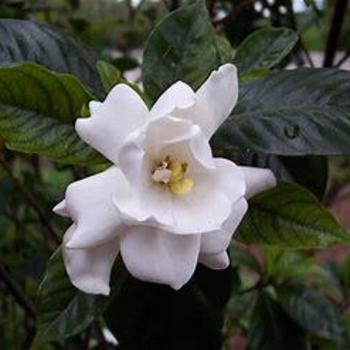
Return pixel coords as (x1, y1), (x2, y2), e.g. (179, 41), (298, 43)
(168, 161), (187, 183)
(169, 177), (194, 196)
(152, 156), (193, 196)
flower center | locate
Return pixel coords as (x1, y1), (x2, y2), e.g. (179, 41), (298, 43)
(151, 156), (193, 196)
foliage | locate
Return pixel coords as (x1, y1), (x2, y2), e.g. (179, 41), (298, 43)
(0, 0), (350, 349)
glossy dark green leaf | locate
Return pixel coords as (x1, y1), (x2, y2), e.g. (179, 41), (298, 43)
(234, 27), (298, 73)
(0, 62), (105, 165)
(32, 249), (108, 348)
(277, 287), (350, 346)
(142, 0), (231, 101)
(33, 250), (128, 348)
(105, 265), (232, 350)
(112, 57), (139, 72)
(235, 182), (350, 248)
(237, 152), (328, 200)
(248, 292), (306, 350)
(213, 68), (350, 155)
(0, 19), (102, 94)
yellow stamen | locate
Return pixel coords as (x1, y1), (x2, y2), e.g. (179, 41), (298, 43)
(169, 177), (193, 196)
(151, 157), (193, 195)
(168, 161), (186, 183)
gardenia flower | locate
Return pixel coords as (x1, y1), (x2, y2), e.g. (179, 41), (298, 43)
(53, 64), (276, 295)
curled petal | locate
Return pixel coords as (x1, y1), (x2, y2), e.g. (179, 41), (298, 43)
(199, 251), (230, 270)
(114, 136), (246, 235)
(214, 158), (246, 200)
(63, 225), (120, 296)
(76, 84), (148, 164)
(184, 64), (238, 139)
(239, 166), (277, 199)
(200, 198), (248, 254)
(64, 166), (128, 248)
(53, 200), (70, 217)
(150, 81), (196, 118)
(120, 226), (201, 290)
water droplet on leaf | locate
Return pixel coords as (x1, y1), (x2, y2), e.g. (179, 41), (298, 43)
(284, 125), (300, 139)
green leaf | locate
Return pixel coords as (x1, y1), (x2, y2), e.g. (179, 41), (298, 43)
(105, 265), (231, 350)
(213, 68), (350, 155)
(142, 0), (231, 101)
(32, 249), (108, 348)
(237, 152), (328, 200)
(96, 60), (121, 93)
(96, 60), (147, 104)
(33, 250), (128, 348)
(277, 287), (350, 347)
(338, 254), (350, 290)
(239, 67), (269, 83)
(248, 292), (306, 350)
(0, 62), (105, 165)
(263, 248), (328, 283)
(112, 57), (140, 72)
(234, 27), (298, 73)
(230, 244), (262, 274)
(235, 182), (350, 248)
(0, 19), (102, 94)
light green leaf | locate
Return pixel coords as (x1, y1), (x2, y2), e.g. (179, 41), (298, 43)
(142, 0), (231, 101)
(0, 19), (102, 94)
(213, 68), (350, 155)
(234, 27), (298, 73)
(277, 287), (350, 346)
(239, 67), (269, 83)
(235, 182), (350, 248)
(97, 60), (121, 93)
(0, 62), (105, 165)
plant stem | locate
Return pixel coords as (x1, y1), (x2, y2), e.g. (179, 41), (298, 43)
(323, 0), (348, 67)
(0, 265), (36, 320)
(239, 279), (270, 295)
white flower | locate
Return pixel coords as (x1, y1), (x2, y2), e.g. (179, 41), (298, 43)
(53, 64), (276, 295)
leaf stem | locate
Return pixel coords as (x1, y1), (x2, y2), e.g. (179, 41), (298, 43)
(238, 279), (270, 295)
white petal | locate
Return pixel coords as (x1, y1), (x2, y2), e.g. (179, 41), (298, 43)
(214, 158), (246, 200)
(165, 158), (246, 234)
(150, 81), (196, 118)
(199, 251), (230, 270)
(118, 139), (145, 187)
(63, 225), (120, 296)
(114, 118), (216, 230)
(120, 226), (200, 289)
(53, 200), (70, 217)
(239, 166), (277, 199)
(200, 198), (248, 254)
(188, 64), (238, 139)
(64, 166), (128, 248)
(76, 84), (148, 164)
(89, 101), (102, 114)
(169, 181), (232, 234)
